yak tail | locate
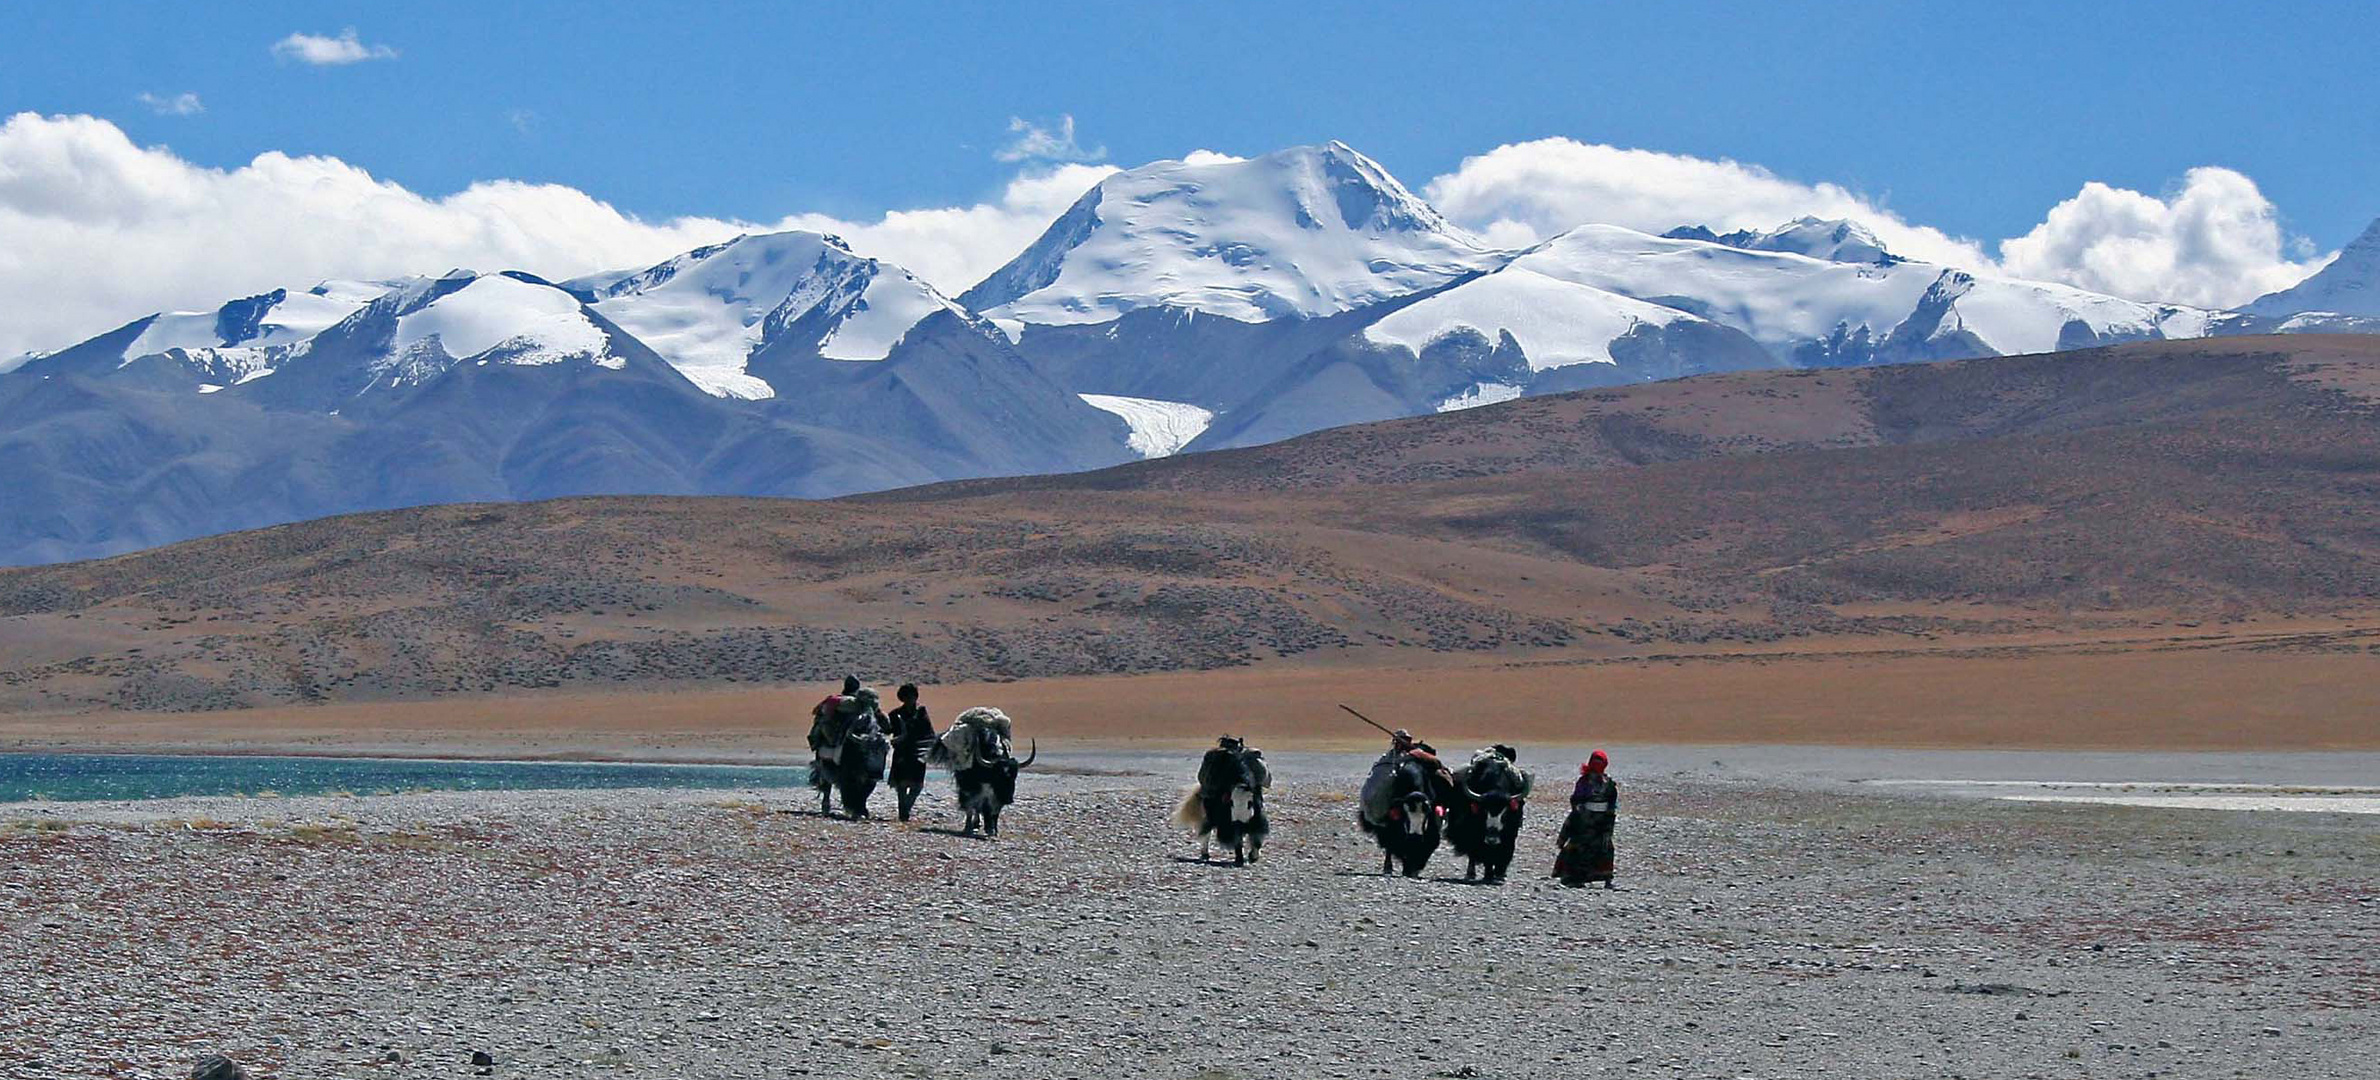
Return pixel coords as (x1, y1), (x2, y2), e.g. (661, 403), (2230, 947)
(1171, 785), (1207, 832)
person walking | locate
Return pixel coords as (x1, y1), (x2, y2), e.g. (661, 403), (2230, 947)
(1555, 750), (1619, 889)
(884, 683), (936, 822)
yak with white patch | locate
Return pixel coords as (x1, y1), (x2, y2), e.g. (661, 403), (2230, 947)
(1444, 745), (1532, 883)
(1358, 751), (1446, 877)
(1173, 737), (1270, 865)
(938, 707), (1035, 836)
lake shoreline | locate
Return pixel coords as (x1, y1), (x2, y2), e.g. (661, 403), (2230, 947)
(5, 753), (2373, 1078)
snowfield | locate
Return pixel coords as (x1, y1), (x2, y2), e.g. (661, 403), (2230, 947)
(122, 287), (375, 362)
(393, 275), (612, 367)
(1364, 265), (1690, 370)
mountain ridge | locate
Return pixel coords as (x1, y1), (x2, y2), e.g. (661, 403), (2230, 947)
(5, 142), (2376, 565)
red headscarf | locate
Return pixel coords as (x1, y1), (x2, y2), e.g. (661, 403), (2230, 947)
(1580, 749), (1608, 777)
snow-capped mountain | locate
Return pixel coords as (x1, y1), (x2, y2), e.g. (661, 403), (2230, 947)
(572, 231), (974, 400)
(4, 140), (2375, 565)
(2247, 217), (2380, 321)
(961, 142), (1503, 329)
(1479, 224), (2215, 368)
(1665, 217), (1897, 264)
(0, 247), (1135, 564)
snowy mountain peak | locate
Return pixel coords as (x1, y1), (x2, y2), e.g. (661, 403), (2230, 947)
(1670, 217), (1895, 265)
(961, 141), (1504, 327)
(582, 229), (970, 398)
(385, 273), (616, 375)
(2247, 217), (2380, 319)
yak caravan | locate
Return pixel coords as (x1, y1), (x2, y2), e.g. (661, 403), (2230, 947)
(13, 9), (2380, 1077)
(803, 681), (1615, 886)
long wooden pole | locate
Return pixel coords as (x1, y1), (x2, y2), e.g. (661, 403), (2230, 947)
(1338, 703), (1394, 736)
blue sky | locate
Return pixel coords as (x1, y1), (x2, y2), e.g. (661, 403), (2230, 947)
(2, 2), (2374, 357)
(7, 1), (2375, 244)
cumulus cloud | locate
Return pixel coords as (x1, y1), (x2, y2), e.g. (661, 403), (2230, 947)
(995, 114), (1104, 163)
(0, 113), (1108, 357)
(1422, 137), (1993, 266)
(1180, 149), (1248, 166)
(780, 162), (1115, 290)
(135, 92), (204, 117)
(1997, 167), (2330, 308)
(271, 29), (398, 66)
(1422, 136), (2332, 308)
(1, 113), (2342, 359)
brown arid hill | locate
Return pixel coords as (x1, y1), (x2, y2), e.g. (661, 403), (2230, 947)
(4, 335), (2380, 749)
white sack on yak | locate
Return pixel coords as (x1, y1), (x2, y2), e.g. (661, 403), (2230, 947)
(939, 707), (1014, 771)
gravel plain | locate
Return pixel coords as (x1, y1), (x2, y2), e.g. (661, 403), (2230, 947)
(3, 749), (2375, 1080)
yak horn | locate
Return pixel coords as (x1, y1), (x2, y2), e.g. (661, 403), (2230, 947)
(1016, 739), (1037, 768)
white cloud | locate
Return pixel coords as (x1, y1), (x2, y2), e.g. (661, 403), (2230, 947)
(0, 114), (2342, 360)
(135, 92), (204, 117)
(1180, 149), (1247, 166)
(995, 114), (1104, 164)
(1422, 136), (2332, 308)
(0, 113), (1108, 358)
(271, 28), (398, 66)
(506, 108), (537, 135)
(780, 163), (1115, 292)
(1997, 167), (2330, 309)
(1422, 137), (1993, 266)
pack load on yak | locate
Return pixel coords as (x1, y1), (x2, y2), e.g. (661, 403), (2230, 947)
(1445, 744), (1532, 883)
(1359, 727), (1449, 828)
(937, 706), (1034, 836)
(808, 675), (890, 817)
(1173, 736), (1271, 865)
(1357, 727), (1451, 877)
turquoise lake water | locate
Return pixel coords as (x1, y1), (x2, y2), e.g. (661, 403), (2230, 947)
(0, 752), (811, 803)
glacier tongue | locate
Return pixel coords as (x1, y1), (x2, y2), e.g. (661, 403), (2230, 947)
(1078, 393), (1216, 458)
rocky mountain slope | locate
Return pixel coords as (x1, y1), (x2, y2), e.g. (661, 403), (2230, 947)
(6, 336), (2378, 714)
(6, 142), (2375, 566)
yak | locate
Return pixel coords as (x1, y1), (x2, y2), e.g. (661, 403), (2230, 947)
(1444, 747), (1530, 884)
(1173, 740), (1270, 865)
(813, 722), (891, 820)
(1358, 753), (1444, 877)
(942, 708), (1035, 837)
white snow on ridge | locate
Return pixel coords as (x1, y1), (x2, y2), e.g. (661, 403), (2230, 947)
(1954, 277), (2166, 355)
(1512, 225), (2208, 358)
(817, 265), (961, 361)
(590, 231), (966, 398)
(1078, 393), (1215, 458)
(393, 275), (610, 367)
(122, 287), (374, 362)
(979, 142), (1505, 327)
(1364, 266), (1687, 370)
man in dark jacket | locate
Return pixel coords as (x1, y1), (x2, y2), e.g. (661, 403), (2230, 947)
(884, 683), (936, 821)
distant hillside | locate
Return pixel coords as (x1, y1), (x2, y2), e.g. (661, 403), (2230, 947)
(4, 336), (2379, 714)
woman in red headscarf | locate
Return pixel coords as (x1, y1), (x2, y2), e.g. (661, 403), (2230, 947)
(1554, 750), (1618, 889)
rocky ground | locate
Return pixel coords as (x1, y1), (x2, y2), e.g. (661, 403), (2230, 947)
(3, 751), (2374, 1079)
